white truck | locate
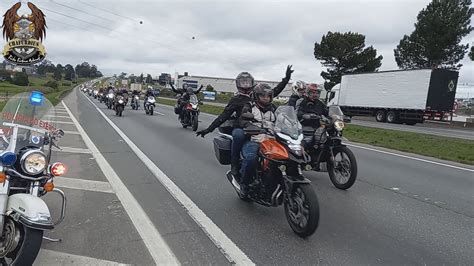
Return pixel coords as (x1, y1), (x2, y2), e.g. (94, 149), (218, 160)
(327, 69), (458, 125)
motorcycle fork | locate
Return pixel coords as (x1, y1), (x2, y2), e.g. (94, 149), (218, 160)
(0, 179), (10, 237)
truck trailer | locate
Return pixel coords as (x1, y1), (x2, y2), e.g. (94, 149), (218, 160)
(327, 69), (458, 125)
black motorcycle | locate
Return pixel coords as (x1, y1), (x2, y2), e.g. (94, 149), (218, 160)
(131, 95), (140, 110)
(180, 94), (201, 131)
(302, 106), (358, 190)
(106, 92), (114, 109)
(213, 106), (319, 237)
(114, 95), (125, 117)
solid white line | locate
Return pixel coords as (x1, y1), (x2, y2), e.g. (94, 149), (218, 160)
(54, 176), (115, 194)
(81, 91), (254, 265)
(35, 249), (128, 266)
(347, 143), (474, 172)
(62, 101), (179, 265)
(55, 147), (92, 154)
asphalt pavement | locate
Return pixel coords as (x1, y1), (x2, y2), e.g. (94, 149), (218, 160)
(60, 88), (474, 265)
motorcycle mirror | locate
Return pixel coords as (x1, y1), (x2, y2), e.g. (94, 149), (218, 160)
(343, 116), (351, 123)
(54, 129), (65, 138)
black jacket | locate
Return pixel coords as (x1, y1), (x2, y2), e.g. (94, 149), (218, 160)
(287, 94), (301, 108)
(205, 77), (290, 132)
(297, 98), (329, 126)
(171, 84), (203, 103)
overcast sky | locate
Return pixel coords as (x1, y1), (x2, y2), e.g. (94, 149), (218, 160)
(1, 0), (473, 95)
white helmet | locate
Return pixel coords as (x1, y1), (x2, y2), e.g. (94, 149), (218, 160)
(292, 80), (306, 96)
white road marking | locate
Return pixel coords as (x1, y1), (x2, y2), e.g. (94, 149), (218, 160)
(44, 115), (71, 118)
(43, 120), (74, 125)
(35, 249), (129, 266)
(54, 147), (92, 154)
(63, 130), (81, 135)
(81, 91), (254, 265)
(347, 143), (474, 173)
(54, 176), (115, 194)
(62, 101), (179, 265)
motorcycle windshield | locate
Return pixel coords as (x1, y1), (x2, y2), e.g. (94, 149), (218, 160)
(0, 92), (58, 153)
(189, 95), (198, 104)
(274, 106), (302, 140)
(329, 106), (344, 120)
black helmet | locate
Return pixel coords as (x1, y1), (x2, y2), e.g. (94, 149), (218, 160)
(182, 83), (189, 90)
(235, 72), (255, 95)
(186, 87), (194, 94)
(253, 83), (273, 108)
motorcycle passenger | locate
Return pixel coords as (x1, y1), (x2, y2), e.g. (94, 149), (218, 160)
(196, 66), (294, 180)
(170, 83), (203, 120)
(288, 80), (306, 108)
(296, 83), (328, 149)
(237, 83), (277, 198)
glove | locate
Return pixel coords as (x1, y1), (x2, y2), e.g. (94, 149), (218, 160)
(196, 129), (210, 138)
(285, 65), (294, 80)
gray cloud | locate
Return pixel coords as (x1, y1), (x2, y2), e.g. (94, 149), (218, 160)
(0, 0), (472, 87)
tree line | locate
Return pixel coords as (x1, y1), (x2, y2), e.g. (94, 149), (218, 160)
(314, 0), (473, 92)
(37, 60), (103, 81)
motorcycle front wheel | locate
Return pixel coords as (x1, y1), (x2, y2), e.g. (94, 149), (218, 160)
(149, 106), (154, 116)
(284, 183), (319, 238)
(327, 146), (358, 190)
(192, 115), (198, 131)
(0, 218), (43, 265)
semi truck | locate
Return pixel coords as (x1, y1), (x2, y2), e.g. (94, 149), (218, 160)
(327, 69), (458, 125)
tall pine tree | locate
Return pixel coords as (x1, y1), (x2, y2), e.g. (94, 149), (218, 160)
(314, 31), (383, 91)
(394, 0), (473, 70)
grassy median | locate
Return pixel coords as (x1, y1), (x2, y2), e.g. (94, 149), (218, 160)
(158, 98), (474, 165)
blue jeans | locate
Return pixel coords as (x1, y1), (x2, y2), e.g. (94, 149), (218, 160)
(231, 128), (245, 165)
(240, 140), (260, 186)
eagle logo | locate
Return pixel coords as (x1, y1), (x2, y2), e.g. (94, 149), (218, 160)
(1, 2), (47, 65)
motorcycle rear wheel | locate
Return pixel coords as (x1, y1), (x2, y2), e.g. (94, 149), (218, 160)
(0, 218), (43, 265)
(284, 184), (319, 238)
(327, 146), (358, 190)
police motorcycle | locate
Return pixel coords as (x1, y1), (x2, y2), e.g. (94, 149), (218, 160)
(144, 95), (156, 115)
(301, 106), (357, 190)
(213, 106), (319, 237)
(180, 94), (201, 131)
(0, 92), (67, 265)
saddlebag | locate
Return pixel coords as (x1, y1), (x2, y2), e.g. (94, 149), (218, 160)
(174, 104), (181, 114)
(213, 136), (232, 165)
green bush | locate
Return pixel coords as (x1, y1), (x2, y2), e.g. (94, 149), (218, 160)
(44, 80), (59, 90)
(12, 72), (29, 86)
(62, 82), (72, 86)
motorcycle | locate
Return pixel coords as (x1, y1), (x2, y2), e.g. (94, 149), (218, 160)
(98, 92), (105, 103)
(106, 92), (114, 109)
(301, 106), (357, 190)
(144, 96), (156, 115)
(180, 95), (200, 131)
(0, 91), (67, 264)
(115, 96), (125, 117)
(93, 90), (99, 99)
(131, 95), (140, 110)
(213, 106), (319, 237)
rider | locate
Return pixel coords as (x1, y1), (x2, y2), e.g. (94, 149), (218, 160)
(287, 80), (306, 108)
(170, 83), (204, 120)
(195, 65), (293, 179)
(237, 83), (277, 198)
(296, 83), (328, 150)
(143, 86), (155, 109)
(131, 88), (141, 107)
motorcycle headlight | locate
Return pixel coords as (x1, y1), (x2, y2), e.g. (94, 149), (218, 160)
(191, 104), (197, 108)
(288, 143), (302, 156)
(135, 96), (139, 100)
(334, 120), (345, 131)
(21, 151), (46, 175)
(118, 100), (124, 104)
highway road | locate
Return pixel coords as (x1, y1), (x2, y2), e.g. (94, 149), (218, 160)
(55, 88), (473, 265)
(177, 98), (473, 141)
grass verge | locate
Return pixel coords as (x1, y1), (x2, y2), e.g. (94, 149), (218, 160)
(158, 98), (474, 165)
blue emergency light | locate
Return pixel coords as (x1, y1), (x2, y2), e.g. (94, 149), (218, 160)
(0, 152), (17, 166)
(29, 91), (44, 106)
